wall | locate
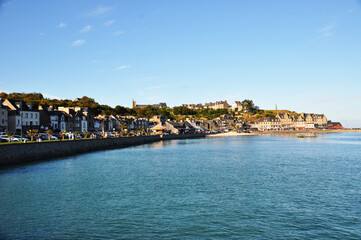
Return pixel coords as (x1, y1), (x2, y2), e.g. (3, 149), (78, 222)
(0, 134), (206, 166)
(162, 133), (206, 140)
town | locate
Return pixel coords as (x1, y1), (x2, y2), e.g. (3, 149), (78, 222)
(0, 93), (343, 142)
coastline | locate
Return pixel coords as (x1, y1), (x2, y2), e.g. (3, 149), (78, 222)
(208, 129), (361, 138)
(255, 129), (361, 135)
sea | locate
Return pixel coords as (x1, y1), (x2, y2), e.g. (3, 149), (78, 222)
(0, 132), (360, 239)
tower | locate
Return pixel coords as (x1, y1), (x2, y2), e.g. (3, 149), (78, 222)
(132, 99), (136, 109)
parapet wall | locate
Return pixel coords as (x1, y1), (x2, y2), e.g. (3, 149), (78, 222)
(0, 134), (206, 166)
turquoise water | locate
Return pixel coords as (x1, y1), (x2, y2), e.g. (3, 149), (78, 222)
(1, 133), (361, 239)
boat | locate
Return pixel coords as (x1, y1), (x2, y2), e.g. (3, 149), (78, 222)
(297, 133), (317, 138)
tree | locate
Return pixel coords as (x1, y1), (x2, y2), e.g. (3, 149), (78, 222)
(46, 130), (53, 140)
(114, 105), (129, 115)
(6, 132), (13, 142)
(241, 99), (259, 113)
(99, 105), (115, 116)
(83, 131), (89, 139)
(120, 122), (127, 131)
(26, 129), (38, 141)
(60, 131), (67, 140)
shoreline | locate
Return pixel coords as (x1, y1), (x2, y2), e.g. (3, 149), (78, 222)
(208, 129), (361, 138)
(256, 129), (361, 135)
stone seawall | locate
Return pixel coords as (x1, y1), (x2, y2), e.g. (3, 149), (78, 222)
(0, 134), (206, 166)
(162, 133), (206, 140)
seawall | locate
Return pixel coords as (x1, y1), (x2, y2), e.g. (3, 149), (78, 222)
(0, 134), (206, 167)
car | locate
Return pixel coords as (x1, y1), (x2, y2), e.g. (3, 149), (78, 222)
(37, 133), (58, 140)
(0, 135), (10, 142)
(0, 135), (13, 142)
(11, 135), (29, 142)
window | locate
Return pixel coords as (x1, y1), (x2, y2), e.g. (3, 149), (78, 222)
(1, 119), (4, 124)
(30, 113), (33, 118)
(25, 113), (28, 118)
(35, 121), (38, 125)
(35, 113), (38, 118)
(1, 111), (4, 115)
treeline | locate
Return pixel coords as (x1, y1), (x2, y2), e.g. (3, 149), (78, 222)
(0, 92), (261, 120)
(0, 92), (116, 116)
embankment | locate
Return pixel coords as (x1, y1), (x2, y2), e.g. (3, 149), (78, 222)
(0, 134), (205, 167)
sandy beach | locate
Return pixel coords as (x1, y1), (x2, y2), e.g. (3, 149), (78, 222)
(207, 132), (256, 137)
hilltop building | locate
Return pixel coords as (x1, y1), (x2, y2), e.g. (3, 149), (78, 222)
(132, 99), (167, 109)
(231, 101), (243, 111)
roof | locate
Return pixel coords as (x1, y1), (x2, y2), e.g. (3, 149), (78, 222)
(3, 99), (38, 111)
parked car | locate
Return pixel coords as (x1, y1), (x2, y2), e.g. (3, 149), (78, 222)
(37, 133), (58, 140)
(0, 135), (14, 142)
(11, 135), (29, 142)
(0, 135), (10, 142)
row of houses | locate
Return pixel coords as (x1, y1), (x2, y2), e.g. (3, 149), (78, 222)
(152, 114), (244, 134)
(0, 99), (153, 133)
(0, 98), (341, 134)
(249, 113), (332, 131)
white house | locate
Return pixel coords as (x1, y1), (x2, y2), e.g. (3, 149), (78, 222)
(231, 101), (243, 111)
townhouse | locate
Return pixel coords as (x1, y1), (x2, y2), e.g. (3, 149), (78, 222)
(2, 99), (40, 132)
(0, 99), (8, 132)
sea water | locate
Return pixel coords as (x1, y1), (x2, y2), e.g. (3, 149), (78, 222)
(0, 133), (360, 239)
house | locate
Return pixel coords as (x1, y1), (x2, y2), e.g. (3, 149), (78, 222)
(183, 121), (196, 134)
(150, 115), (167, 124)
(293, 115), (306, 130)
(186, 119), (203, 132)
(248, 122), (259, 131)
(94, 115), (118, 132)
(258, 118), (281, 131)
(59, 112), (74, 132)
(214, 101), (230, 110)
(275, 113), (294, 129)
(231, 101), (243, 112)
(57, 106), (89, 132)
(328, 121), (343, 129)
(73, 111), (87, 132)
(82, 107), (95, 132)
(165, 121), (186, 134)
(0, 99), (9, 132)
(3, 99), (40, 132)
(204, 102), (215, 109)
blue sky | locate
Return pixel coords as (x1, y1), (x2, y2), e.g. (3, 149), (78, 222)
(0, 0), (361, 127)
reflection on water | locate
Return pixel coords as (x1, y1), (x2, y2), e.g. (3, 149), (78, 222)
(0, 133), (361, 239)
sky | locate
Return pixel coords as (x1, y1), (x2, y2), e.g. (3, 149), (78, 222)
(0, 0), (361, 127)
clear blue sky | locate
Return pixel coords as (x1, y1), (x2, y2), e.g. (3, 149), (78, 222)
(1, 0), (361, 127)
